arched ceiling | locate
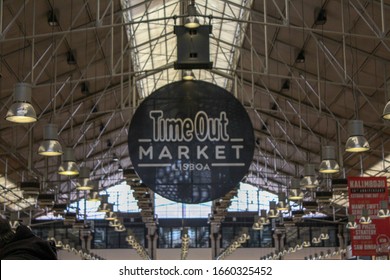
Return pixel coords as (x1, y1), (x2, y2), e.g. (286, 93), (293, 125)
(0, 0), (389, 218)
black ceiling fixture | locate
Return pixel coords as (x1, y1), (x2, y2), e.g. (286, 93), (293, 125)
(296, 50), (305, 63)
(315, 8), (327, 25)
(67, 50), (77, 65)
(174, 2), (212, 69)
(47, 9), (59, 27)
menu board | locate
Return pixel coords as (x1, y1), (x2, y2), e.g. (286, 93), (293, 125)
(348, 176), (390, 256)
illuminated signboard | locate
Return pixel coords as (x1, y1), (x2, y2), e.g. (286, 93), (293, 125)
(348, 176), (390, 256)
(128, 81), (254, 203)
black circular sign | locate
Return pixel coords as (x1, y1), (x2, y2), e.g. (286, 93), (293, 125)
(128, 81), (254, 203)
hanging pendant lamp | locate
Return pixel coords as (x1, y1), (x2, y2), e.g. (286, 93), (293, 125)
(276, 193), (289, 211)
(6, 83), (37, 123)
(38, 124), (63, 156)
(182, 70), (195, 80)
(76, 167), (93, 191)
(346, 215), (358, 229)
(289, 178), (304, 200)
(382, 100), (390, 120)
(300, 164), (319, 189)
(58, 147), (79, 176)
(267, 201), (279, 218)
(345, 120), (370, 152)
(87, 181), (101, 202)
(184, 3), (200, 29)
(378, 200), (390, 218)
(359, 208), (372, 225)
(319, 146), (340, 174)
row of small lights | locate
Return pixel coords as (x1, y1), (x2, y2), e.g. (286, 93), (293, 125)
(125, 234), (150, 260)
(260, 232), (331, 260)
(260, 245), (346, 260)
(47, 237), (105, 260)
(181, 231), (190, 260)
(216, 232), (250, 260)
(303, 248), (347, 260)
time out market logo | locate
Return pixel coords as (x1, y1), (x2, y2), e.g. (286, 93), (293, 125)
(128, 81), (254, 203)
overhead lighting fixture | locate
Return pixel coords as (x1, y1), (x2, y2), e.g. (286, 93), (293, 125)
(359, 208), (372, 225)
(38, 123), (63, 156)
(58, 147), (79, 176)
(67, 50), (77, 65)
(184, 3), (200, 29)
(109, 218), (121, 228)
(319, 146), (340, 174)
(258, 209), (270, 225)
(87, 181), (101, 202)
(81, 81), (90, 95)
(182, 69), (195, 80)
(97, 194), (112, 212)
(6, 83), (37, 123)
(300, 163), (319, 189)
(114, 224), (126, 232)
(112, 153), (119, 162)
(76, 167), (93, 191)
(289, 178), (304, 200)
(267, 201), (279, 218)
(105, 212), (118, 221)
(312, 237), (322, 244)
(378, 200), (390, 218)
(345, 120), (370, 152)
(281, 79), (290, 92)
(47, 9), (59, 27)
(252, 222), (263, 231)
(382, 100), (390, 120)
(346, 215), (358, 229)
(320, 230), (330, 240)
(314, 8), (327, 25)
(276, 193), (290, 211)
(296, 50), (305, 63)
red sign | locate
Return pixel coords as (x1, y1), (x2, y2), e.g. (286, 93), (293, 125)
(348, 176), (390, 256)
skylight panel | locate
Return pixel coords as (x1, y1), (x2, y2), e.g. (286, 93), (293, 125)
(121, 0), (252, 99)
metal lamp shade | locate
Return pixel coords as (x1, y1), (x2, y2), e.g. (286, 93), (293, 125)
(115, 224), (126, 232)
(184, 16), (200, 29)
(378, 201), (390, 218)
(87, 181), (100, 201)
(105, 212), (118, 221)
(288, 178), (304, 200)
(87, 191), (100, 202)
(184, 2), (200, 29)
(345, 120), (370, 152)
(359, 208), (372, 225)
(252, 222), (263, 231)
(58, 148), (79, 176)
(319, 146), (339, 174)
(267, 201), (279, 218)
(182, 70), (195, 80)
(300, 164), (318, 189)
(6, 83), (37, 123)
(97, 198), (113, 212)
(276, 193), (290, 211)
(346, 215), (358, 229)
(38, 124), (63, 156)
(382, 100), (390, 120)
(76, 167), (93, 190)
(288, 189), (304, 200)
